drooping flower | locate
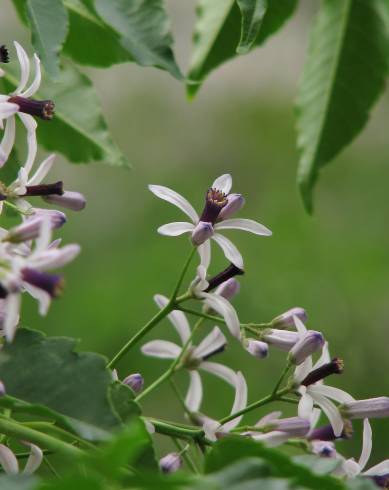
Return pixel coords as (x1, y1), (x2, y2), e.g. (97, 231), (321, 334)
(0, 219), (80, 341)
(141, 294), (237, 412)
(294, 341), (354, 437)
(0, 442), (43, 475)
(340, 419), (389, 482)
(0, 42), (54, 169)
(201, 371), (248, 441)
(149, 174), (271, 269)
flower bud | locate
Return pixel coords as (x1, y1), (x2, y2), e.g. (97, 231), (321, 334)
(0, 444), (18, 474)
(218, 193), (245, 220)
(288, 331), (325, 365)
(271, 307), (307, 329)
(5, 211), (66, 243)
(311, 441), (337, 458)
(123, 373), (144, 393)
(262, 329), (300, 352)
(245, 339), (268, 359)
(269, 417), (310, 437)
(0, 381), (5, 397)
(215, 278), (240, 301)
(191, 221), (214, 246)
(342, 397), (389, 419)
(159, 452), (182, 474)
(43, 191), (86, 211)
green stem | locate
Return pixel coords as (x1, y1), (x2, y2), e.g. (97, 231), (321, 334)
(107, 302), (173, 369)
(107, 247), (196, 369)
(219, 387), (290, 425)
(147, 418), (205, 442)
(44, 457), (60, 478)
(272, 363), (291, 396)
(0, 417), (84, 460)
(2, 200), (33, 217)
(21, 421), (96, 450)
(279, 396), (299, 405)
(135, 318), (204, 402)
(169, 379), (192, 418)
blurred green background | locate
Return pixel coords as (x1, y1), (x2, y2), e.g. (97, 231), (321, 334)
(1, 0), (388, 464)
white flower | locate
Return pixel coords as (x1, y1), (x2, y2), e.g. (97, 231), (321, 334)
(0, 42), (44, 169)
(0, 219), (80, 341)
(340, 419), (389, 479)
(201, 371), (248, 441)
(141, 294), (237, 412)
(190, 266), (241, 339)
(294, 341), (354, 437)
(149, 174), (271, 269)
(0, 442), (42, 475)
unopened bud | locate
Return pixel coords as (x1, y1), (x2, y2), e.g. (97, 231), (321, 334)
(262, 329), (300, 352)
(342, 397), (389, 419)
(288, 331), (325, 365)
(271, 307), (307, 329)
(245, 339), (268, 359)
(191, 221), (214, 246)
(218, 193), (245, 220)
(0, 381), (5, 397)
(5, 211), (66, 243)
(215, 278), (240, 301)
(311, 441), (337, 458)
(269, 417), (310, 437)
(43, 191), (86, 211)
(123, 373), (144, 393)
(159, 452), (182, 474)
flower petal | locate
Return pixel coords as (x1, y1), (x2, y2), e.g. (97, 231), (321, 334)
(193, 326), (227, 360)
(221, 371), (248, 432)
(23, 443), (43, 474)
(148, 185), (199, 223)
(252, 431), (289, 447)
(29, 245), (81, 271)
(185, 371), (203, 412)
(310, 407), (321, 429)
(202, 416), (220, 442)
(157, 222), (194, 236)
(0, 116), (16, 166)
(255, 411), (282, 428)
(13, 41), (30, 95)
(313, 341), (331, 369)
(363, 460), (389, 476)
(27, 154), (55, 186)
(18, 113), (37, 176)
(293, 315), (308, 337)
(21, 54), (41, 98)
(294, 357), (313, 384)
(311, 392), (344, 437)
(215, 218), (272, 236)
(212, 233), (243, 269)
(200, 361), (236, 386)
(309, 384), (355, 404)
(201, 292), (240, 339)
(0, 444), (19, 474)
(24, 284), (50, 315)
(358, 419), (372, 471)
(141, 340), (181, 359)
(4, 293), (21, 342)
(298, 389), (314, 420)
(212, 174), (232, 194)
(154, 294), (191, 344)
(198, 240), (211, 269)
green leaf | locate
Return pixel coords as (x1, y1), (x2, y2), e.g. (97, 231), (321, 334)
(0, 328), (119, 430)
(187, 0), (297, 96)
(293, 455), (341, 475)
(25, 0), (69, 79)
(205, 437), (346, 490)
(1, 62), (129, 167)
(35, 475), (104, 490)
(295, 0), (389, 212)
(63, 0), (132, 67)
(109, 382), (141, 423)
(93, 0), (182, 79)
(236, 0), (268, 54)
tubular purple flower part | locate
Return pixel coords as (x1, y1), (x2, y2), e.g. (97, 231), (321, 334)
(205, 263), (244, 293)
(159, 453), (182, 474)
(123, 373), (144, 393)
(21, 268), (64, 298)
(308, 420), (353, 441)
(342, 397), (389, 419)
(288, 330), (325, 365)
(271, 307), (307, 328)
(301, 357), (344, 386)
(43, 191), (86, 211)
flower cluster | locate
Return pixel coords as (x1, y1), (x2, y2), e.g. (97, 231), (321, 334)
(0, 42), (85, 341)
(127, 174), (389, 485)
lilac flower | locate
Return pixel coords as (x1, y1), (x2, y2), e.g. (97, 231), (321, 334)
(123, 373), (144, 393)
(271, 307), (307, 328)
(245, 339), (269, 359)
(0, 219), (80, 340)
(294, 342), (354, 437)
(141, 294), (237, 412)
(159, 452), (182, 474)
(340, 419), (389, 480)
(0, 42), (50, 169)
(149, 174), (271, 269)
(201, 371), (248, 441)
(0, 442), (42, 475)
